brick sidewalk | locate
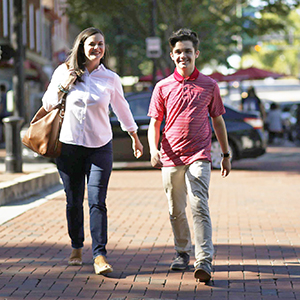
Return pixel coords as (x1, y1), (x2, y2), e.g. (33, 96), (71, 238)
(1, 160), (300, 299)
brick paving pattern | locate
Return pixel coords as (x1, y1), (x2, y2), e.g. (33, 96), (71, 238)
(1, 145), (300, 299)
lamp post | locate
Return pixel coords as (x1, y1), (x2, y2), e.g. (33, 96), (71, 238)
(146, 0), (161, 88)
(12, 0), (25, 119)
(3, 0), (25, 173)
(151, 0), (157, 88)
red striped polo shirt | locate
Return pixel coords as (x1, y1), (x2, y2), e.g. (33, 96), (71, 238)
(148, 68), (226, 167)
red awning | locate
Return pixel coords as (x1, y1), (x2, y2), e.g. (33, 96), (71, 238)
(207, 71), (226, 82)
(139, 68), (171, 82)
(221, 67), (285, 82)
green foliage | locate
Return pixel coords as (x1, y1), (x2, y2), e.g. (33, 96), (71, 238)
(245, 8), (300, 76)
(65, 0), (300, 77)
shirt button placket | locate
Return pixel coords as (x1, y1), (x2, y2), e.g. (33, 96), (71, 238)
(182, 82), (188, 103)
(183, 81), (188, 92)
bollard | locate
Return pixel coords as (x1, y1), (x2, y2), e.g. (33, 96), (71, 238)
(2, 116), (24, 173)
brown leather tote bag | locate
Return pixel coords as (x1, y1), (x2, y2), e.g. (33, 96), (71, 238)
(22, 94), (66, 158)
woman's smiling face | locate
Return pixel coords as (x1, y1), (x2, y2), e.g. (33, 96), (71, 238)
(84, 33), (105, 64)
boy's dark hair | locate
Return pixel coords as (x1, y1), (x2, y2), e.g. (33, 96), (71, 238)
(168, 28), (199, 51)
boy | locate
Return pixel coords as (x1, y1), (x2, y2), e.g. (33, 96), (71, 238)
(147, 28), (231, 282)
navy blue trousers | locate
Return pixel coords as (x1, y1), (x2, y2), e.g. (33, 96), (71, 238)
(56, 141), (113, 258)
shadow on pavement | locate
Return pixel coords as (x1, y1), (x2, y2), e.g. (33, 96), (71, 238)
(1, 243), (299, 277)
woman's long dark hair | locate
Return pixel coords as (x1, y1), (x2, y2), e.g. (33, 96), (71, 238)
(65, 27), (109, 81)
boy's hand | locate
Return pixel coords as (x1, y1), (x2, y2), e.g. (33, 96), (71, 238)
(150, 150), (163, 169)
(221, 158), (231, 177)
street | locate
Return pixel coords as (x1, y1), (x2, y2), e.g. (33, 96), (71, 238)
(0, 143), (300, 299)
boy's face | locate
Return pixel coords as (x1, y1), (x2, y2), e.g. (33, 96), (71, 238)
(170, 40), (199, 74)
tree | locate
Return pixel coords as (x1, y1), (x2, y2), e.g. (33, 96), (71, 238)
(65, 0), (300, 78)
(242, 8), (300, 77)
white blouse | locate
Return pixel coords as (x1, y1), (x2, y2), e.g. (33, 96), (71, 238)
(42, 63), (138, 148)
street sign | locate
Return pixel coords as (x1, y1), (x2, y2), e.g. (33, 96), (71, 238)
(146, 37), (162, 58)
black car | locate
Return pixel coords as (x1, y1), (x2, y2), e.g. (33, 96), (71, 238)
(110, 91), (267, 169)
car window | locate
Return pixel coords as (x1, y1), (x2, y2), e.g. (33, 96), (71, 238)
(110, 92), (151, 118)
(126, 93), (151, 117)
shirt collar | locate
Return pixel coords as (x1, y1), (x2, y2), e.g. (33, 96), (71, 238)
(98, 63), (106, 71)
(95, 63), (105, 72)
(174, 67), (199, 82)
(85, 63), (106, 74)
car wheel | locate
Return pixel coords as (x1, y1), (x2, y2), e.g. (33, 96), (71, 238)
(211, 139), (234, 169)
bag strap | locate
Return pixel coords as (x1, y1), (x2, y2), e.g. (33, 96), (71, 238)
(59, 93), (67, 119)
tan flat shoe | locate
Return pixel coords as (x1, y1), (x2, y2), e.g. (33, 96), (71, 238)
(68, 248), (82, 266)
(94, 255), (113, 275)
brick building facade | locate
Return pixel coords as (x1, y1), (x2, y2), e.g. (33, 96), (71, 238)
(0, 0), (73, 122)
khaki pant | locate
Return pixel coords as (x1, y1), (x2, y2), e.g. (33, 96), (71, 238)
(162, 160), (213, 270)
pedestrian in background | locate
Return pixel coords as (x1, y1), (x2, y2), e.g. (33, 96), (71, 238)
(242, 86), (266, 122)
(147, 28), (231, 282)
(267, 102), (283, 144)
(42, 27), (143, 275)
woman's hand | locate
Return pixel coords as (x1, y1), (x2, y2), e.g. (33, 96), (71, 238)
(129, 132), (143, 159)
(62, 69), (77, 89)
(58, 69), (77, 100)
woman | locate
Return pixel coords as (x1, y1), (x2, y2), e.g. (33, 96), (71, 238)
(42, 27), (143, 275)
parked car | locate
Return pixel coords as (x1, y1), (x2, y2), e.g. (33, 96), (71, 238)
(111, 91), (267, 169)
(21, 91), (266, 168)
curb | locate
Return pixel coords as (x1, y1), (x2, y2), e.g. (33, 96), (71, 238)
(0, 167), (61, 205)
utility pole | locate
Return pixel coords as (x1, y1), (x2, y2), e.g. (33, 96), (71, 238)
(12, 0), (25, 119)
(146, 0), (161, 88)
(151, 0), (157, 88)
(3, 0), (25, 173)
